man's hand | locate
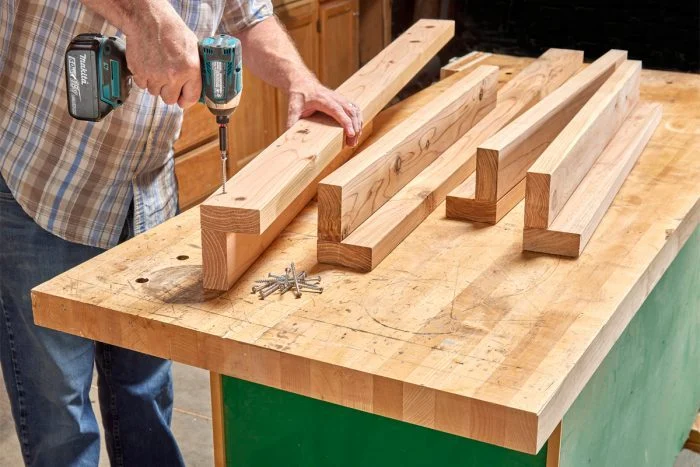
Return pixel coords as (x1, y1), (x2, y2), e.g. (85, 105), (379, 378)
(287, 79), (363, 147)
(80, 0), (201, 109)
(236, 17), (363, 147)
(125, 8), (201, 108)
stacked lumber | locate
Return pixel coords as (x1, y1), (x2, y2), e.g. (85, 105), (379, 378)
(446, 50), (627, 223)
(199, 20), (455, 290)
(519, 59), (653, 257)
(317, 48), (584, 271)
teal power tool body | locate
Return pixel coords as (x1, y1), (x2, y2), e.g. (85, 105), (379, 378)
(64, 33), (242, 194)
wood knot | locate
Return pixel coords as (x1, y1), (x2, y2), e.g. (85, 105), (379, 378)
(479, 88), (484, 100)
(394, 157), (403, 174)
(297, 128), (310, 134)
(235, 196), (246, 202)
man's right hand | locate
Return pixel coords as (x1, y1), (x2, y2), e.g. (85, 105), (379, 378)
(80, 0), (202, 109)
(125, 7), (201, 108)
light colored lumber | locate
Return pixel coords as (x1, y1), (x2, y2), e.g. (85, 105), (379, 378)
(475, 49), (626, 202)
(525, 60), (641, 229)
(546, 422), (562, 467)
(318, 48), (583, 270)
(445, 175), (526, 224)
(523, 102), (662, 256)
(200, 19), (455, 235)
(210, 372), (226, 467)
(440, 51), (493, 79)
(317, 65), (498, 242)
(685, 413), (700, 453)
(201, 122), (373, 290)
(30, 56), (700, 455)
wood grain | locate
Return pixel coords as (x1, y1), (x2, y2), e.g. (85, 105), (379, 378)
(440, 51), (493, 80)
(475, 50), (624, 202)
(523, 102), (662, 257)
(525, 60), (641, 229)
(445, 174), (526, 224)
(686, 413), (700, 453)
(31, 57), (700, 455)
(319, 49), (583, 270)
(200, 19), (454, 235)
(317, 65), (498, 242)
(210, 372), (226, 467)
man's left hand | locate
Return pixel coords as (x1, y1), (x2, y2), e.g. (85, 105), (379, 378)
(287, 79), (363, 147)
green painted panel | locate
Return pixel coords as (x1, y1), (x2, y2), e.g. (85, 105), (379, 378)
(561, 227), (700, 467)
(222, 376), (548, 467)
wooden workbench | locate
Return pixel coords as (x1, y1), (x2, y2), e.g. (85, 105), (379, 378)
(32, 55), (700, 466)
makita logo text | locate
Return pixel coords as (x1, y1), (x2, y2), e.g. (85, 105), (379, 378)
(79, 53), (89, 85)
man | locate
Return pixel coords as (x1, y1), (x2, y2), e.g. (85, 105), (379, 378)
(0, 1), (361, 465)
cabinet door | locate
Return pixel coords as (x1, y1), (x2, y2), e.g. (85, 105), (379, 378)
(318, 0), (359, 90)
(359, 0), (391, 66)
(276, 0), (319, 133)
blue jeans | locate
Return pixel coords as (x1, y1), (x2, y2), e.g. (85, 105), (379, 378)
(0, 175), (184, 467)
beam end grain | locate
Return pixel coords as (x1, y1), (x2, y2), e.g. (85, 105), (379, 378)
(318, 65), (498, 242)
(475, 49), (626, 203)
(446, 175), (526, 224)
(523, 102), (662, 256)
(317, 240), (373, 272)
(525, 59), (641, 229)
(202, 229), (236, 290)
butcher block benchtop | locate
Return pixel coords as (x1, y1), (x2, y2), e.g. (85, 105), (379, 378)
(32, 54), (700, 455)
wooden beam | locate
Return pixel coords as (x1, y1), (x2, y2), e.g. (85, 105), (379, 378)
(474, 50), (626, 202)
(317, 48), (584, 271)
(685, 413), (700, 453)
(440, 51), (493, 80)
(202, 122), (373, 289)
(210, 372), (226, 467)
(200, 19), (454, 235)
(445, 174), (525, 224)
(523, 102), (662, 257)
(525, 60), (641, 229)
(317, 66), (498, 242)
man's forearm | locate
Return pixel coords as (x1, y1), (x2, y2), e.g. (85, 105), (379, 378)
(236, 16), (318, 93)
(79, 0), (176, 36)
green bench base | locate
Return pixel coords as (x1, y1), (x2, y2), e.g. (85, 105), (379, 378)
(222, 228), (699, 466)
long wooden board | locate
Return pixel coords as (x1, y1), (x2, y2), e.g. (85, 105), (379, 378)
(30, 56), (700, 456)
(474, 50), (626, 203)
(317, 49), (584, 270)
(525, 60), (641, 229)
(317, 66), (498, 242)
(200, 19), (454, 235)
(523, 102), (662, 257)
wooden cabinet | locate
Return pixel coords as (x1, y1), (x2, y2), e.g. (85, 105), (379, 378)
(318, 0), (359, 90)
(175, 0), (383, 211)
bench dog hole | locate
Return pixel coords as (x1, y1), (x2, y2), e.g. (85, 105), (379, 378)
(135, 277), (149, 284)
(177, 255), (189, 261)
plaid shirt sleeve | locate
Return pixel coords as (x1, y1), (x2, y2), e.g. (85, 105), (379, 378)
(219, 0), (274, 35)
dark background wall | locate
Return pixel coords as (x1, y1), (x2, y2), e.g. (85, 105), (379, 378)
(393, 0), (700, 73)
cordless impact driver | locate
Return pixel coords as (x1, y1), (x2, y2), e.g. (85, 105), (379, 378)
(64, 33), (242, 194)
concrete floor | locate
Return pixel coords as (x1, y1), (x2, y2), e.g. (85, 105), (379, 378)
(0, 362), (213, 466)
(1, 362), (699, 466)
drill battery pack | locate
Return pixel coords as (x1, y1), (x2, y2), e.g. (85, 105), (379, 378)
(64, 33), (131, 122)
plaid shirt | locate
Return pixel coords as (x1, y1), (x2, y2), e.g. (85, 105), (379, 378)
(0, 0), (272, 248)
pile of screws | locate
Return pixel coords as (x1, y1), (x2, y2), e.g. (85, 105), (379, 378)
(251, 263), (323, 300)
